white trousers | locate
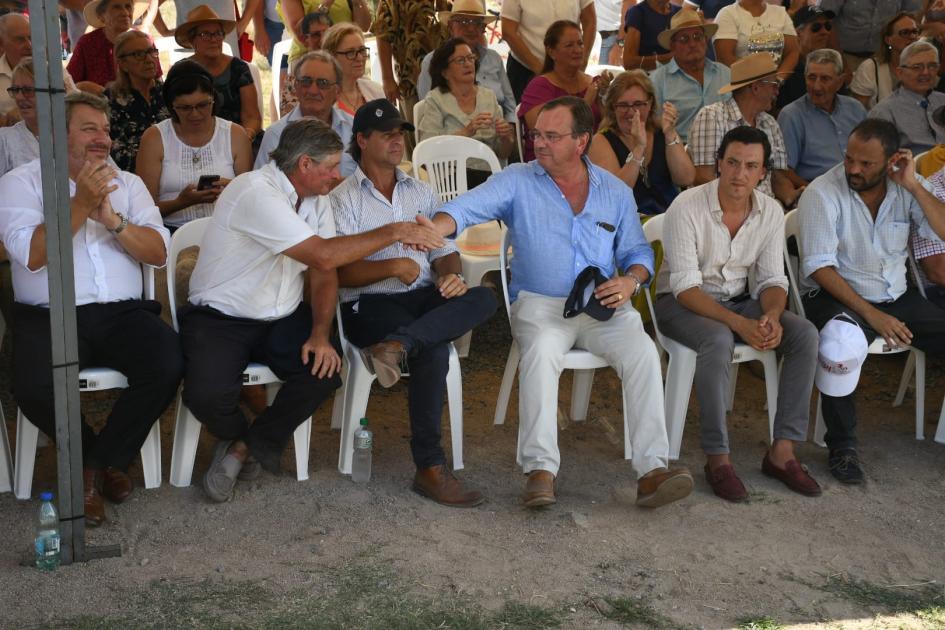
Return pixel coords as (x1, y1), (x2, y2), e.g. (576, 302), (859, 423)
(510, 291), (669, 478)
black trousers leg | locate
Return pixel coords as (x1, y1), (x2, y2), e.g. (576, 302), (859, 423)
(506, 55), (535, 104)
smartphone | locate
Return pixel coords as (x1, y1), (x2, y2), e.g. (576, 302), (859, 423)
(197, 174), (220, 190)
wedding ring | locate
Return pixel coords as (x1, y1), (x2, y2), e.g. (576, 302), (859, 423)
(616, 293), (623, 301)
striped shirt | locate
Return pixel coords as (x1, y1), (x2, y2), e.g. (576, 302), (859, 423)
(911, 167), (945, 288)
(330, 166), (457, 304)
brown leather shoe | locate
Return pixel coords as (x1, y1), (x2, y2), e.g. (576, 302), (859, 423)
(704, 463), (748, 502)
(636, 467), (693, 508)
(83, 468), (105, 527)
(412, 464), (484, 507)
(523, 470), (556, 508)
(762, 454), (822, 497)
(363, 340), (406, 388)
(101, 467), (134, 504)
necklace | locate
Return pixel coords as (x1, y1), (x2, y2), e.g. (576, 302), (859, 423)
(340, 88), (364, 110)
(192, 149), (200, 166)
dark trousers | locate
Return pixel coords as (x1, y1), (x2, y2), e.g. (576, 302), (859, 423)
(506, 55), (535, 104)
(803, 288), (945, 450)
(179, 303), (341, 460)
(341, 285), (496, 468)
(926, 285), (945, 310)
(13, 300), (183, 471)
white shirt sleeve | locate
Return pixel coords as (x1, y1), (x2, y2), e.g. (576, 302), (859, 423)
(229, 185), (316, 254)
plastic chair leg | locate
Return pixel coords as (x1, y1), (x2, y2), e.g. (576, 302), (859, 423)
(446, 346), (464, 470)
(726, 363), (738, 412)
(934, 394), (945, 444)
(293, 418), (311, 481)
(914, 350), (926, 440)
(663, 347), (697, 460)
(893, 351), (916, 407)
(0, 407), (12, 494)
(139, 421), (162, 489)
(337, 363), (375, 475)
(493, 342), (519, 425)
(329, 360), (350, 430)
(14, 411), (39, 499)
(169, 399), (203, 487)
(760, 353), (780, 444)
(570, 369), (595, 422)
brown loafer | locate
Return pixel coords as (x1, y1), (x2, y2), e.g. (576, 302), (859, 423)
(704, 463), (748, 502)
(412, 464), (484, 507)
(762, 454), (822, 497)
(363, 340), (406, 388)
(101, 467), (134, 504)
(523, 470), (556, 508)
(636, 467), (693, 508)
(83, 468), (105, 527)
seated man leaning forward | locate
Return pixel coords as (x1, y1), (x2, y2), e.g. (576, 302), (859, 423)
(0, 92), (182, 526)
(655, 126), (821, 502)
(331, 99), (497, 507)
(429, 96), (694, 509)
(798, 118), (945, 484)
(180, 118), (445, 503)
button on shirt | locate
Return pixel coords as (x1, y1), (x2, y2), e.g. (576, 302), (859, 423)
(417, 44), (517, 121)
(798, 163), (943, 302)
(188, 162), (336, 320)
(0, 160), (169, 307)
(819, 0), (923, 55)
(778, 93), (867, 182)
(331, 166), (457, 304)
(868, 87), (945, 154)
(650, 58), (731, 143)
(254, 104), (355, 174)
(438, 157), (654, 302)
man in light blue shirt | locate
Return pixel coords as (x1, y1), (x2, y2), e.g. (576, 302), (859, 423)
(650, 8), (730, 143)
(778, 48), (866, 183)
(416, 3), (517, 122)
(430, 96), (693, 511)
(254, 51), (356, 176)
(798, 118), (945, 484)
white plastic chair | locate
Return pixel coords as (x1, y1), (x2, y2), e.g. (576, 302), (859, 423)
(492, 231), (636, 460)
(165, 218), (313, 487)
(585, 64), (625, 76)
(513, 103), (524, 163)
(13, 267), (163, 500)
(642, 215), (780, 460)
(246, 61), (265, 123)
(782, 209), (927, 444)
(0, 310), (13, 493)
(330, 306), (464, 475)
(412, 100), (426, 145)
(271, 38), (292, 120)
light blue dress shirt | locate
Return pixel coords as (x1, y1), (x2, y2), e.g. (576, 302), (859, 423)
(438, 157), (654, 302)
(798, 163), (943, 302)
(416, 44), (517, 122)
(254, 104), (356, 176)
(778, 93), (867, 182)
(650, 58), (731, 143)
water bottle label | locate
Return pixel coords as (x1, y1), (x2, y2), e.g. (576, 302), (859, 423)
(354, 435), (372, 449)
(36, 534), (60, 556)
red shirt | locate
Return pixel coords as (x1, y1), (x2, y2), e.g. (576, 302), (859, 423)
(66, 28), (163, 87)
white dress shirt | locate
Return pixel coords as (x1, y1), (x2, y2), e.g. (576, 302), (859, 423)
(188, 162), (336, 320)
(0, 160), (170, 307)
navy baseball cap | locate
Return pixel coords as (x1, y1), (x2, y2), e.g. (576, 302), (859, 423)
(563, 266), (615, 322)
(793, 6), (835, 29)
(352, 98), (415, 135)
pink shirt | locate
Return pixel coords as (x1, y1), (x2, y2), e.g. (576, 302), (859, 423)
(518, 75), (602, 161)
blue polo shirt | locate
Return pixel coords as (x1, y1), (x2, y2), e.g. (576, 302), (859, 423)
(778, 93), (866, 182)
(650, 58), (731, 143)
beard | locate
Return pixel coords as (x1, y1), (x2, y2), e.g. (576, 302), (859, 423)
(845, 169), (885, 192)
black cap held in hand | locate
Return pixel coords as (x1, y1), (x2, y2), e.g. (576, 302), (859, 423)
(563, 266), (615, 322)
(352, 98), (415, 136)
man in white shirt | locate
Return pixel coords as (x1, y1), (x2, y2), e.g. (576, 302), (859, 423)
(331, 99), (496, 507)
(254, 51), (355, 177)
(0, 13), (32, 124)
(655, 125), (820, 502)
(181, 118), (445, 503)
(0, 92), (182, 526)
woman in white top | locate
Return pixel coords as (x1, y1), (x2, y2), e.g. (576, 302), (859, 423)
(0, 57), (40, 176)
(850, 12), (920, 110)
(137, 60), (252, 229)
(321, 22), (385, 117)
(713, 0), (799, 78)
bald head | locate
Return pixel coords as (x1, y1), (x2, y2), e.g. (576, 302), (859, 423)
(0, 14), (31, 66)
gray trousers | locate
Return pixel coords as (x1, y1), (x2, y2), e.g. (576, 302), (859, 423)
(654, 295), (819, 454)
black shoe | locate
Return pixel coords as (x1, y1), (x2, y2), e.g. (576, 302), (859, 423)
(828, 449), (864, 484)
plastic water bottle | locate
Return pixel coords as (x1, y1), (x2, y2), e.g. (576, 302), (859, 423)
(35, 492), (61, 571)
(352, 418), (372, 483)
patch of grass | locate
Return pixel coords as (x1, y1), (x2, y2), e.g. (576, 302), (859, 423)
(789, 572), (945, 622)
(917, 606), (945, 628)
(736, 616), (784, 630)
(594, 595), (686, 629)
(493, 601), (563, 629)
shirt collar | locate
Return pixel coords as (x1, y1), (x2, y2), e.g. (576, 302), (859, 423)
(529, 155), (601, 186)
(353, 163), (409, 190)
(264, 161), (299, 208)
(707, 177), (762, 220)
(723, 97), (745, 123)
(897, 86), (932, 103)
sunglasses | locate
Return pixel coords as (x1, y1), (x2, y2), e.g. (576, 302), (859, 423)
(7, 86), (34, 96)
(119, 47), (159, 60)
(671, 31), (706, 45)
(296, 76), (338, 89)
(807, 21), (833, 33)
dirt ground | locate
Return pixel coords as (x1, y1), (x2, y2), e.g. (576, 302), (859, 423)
(1, 296), (944, 629)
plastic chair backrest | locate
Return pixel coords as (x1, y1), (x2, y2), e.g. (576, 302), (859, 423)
(513, 102), (524, 162)
(412, 135), (502, 203)
(167, 217), (211, 331)
(498, 229), (514, 318)
(782, 209), (806, 318)
(640, 214), (668, 342)
(272, 38), (292, 119)
(585, 64), (624, 76)
(413, 99), (426, 144)
(246, 61), (265, 121)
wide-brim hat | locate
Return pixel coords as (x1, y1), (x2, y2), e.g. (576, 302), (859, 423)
(436, 0), (498, 26)
(719, 52), (779, 94)
(175, 4), (236, 49)
(657, 7), (718, 51)
(83, 0), (150, 30)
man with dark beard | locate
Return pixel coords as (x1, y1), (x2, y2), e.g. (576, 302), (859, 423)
(797, 118), (945, 484)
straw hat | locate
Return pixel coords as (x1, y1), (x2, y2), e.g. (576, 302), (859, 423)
(83, 0), (150, 30)
(656, 8), (718, 51)
(718, 53), (779, 94)
(436, 0), (498, 25)
(175, 4), (236, 49)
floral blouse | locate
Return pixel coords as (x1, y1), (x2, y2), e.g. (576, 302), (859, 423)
(105, 81), (169, 173)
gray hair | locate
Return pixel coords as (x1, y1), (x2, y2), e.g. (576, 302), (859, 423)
(0, 12), (28, 40)
(12, 55), (33, 80)
(805, 48), (843, 75)
(64, 91), (110, 129)
(293, 50), (342, 85)
(900, 40), (939, 66)
(270, 118), (343, 173)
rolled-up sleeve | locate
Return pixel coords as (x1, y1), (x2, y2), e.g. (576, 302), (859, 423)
(663, 203), (704, 296)
(0, 168), (45, 272)
(798, 186), (839, 279)
(438, 167), (514, 236)
(687, 107), (718, 167)
(615, 209), (655, 280)
(906, 175), (945, 244)
(753, 210), (789, 297)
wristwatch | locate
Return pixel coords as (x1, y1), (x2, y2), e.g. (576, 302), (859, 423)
(109, 212), (128, 235)
(627, 270), (645, 296)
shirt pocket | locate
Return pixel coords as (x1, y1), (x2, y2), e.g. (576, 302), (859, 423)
(877, 221), (909, 254)
(584, 220), (617, 269)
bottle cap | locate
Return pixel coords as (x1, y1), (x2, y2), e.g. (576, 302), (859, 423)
(360, 417), (369, 426)
(40, 491), (54, 501)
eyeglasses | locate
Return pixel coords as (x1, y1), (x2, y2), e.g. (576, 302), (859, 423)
(807, 21), (833, 33)
(896, 28), (921, 38)
(527, 130), (576, 144)
(671, 31), (705, 45)
(193, 29), (225, 41)
(451, 17), (486, 29)
(7, 85), (34, 96)
(303, 29), (326, 39)
(119, 47), (159, 60)
(614, 100), (651, 112)
(335, 46), (370, 60)
(295, 76), (338, 90)
(173, 99), (214, 114)
(758, 78), (784, 88)
(449, 54), (478, 66)
(900, 62), (939, 72)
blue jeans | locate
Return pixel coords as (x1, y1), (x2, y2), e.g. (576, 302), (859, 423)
(264, 17), (286, 67)
(598, 32), (617, 66)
